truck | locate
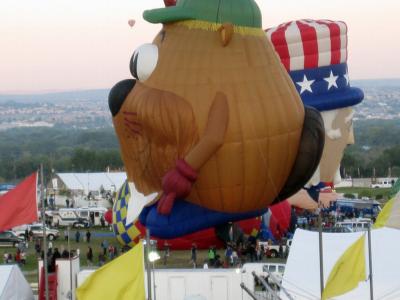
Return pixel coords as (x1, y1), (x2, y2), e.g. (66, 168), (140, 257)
(51, 206), (108, 227)
(259, 239), (292, 258)
(371, 178), (394, 188)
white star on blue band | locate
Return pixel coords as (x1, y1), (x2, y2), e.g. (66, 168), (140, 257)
(296, 75), (315, 94)
(324, 71), (339, 90)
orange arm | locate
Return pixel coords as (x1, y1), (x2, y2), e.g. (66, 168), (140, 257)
(185, 92), (229, 170)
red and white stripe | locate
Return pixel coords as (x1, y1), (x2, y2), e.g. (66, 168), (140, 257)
(265, 19), (348, 71)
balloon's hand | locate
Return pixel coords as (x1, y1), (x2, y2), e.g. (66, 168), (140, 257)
(157, 159), (197, 215)
(318, 192), (339, 208)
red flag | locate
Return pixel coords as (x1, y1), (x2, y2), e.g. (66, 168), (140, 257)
(0, 172), (38, 231)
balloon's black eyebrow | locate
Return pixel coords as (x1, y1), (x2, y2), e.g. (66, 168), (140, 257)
(160, 30), (166, 42)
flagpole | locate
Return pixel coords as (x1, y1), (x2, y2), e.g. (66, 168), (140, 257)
(68, 226), (73, 300)
(367, 224), (374, 300)
(145, 229), (152, 300)
(318, 206), (325, 298)
(40, 164), (49, 300)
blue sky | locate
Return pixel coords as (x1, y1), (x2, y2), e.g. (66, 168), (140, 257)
(0, 0), (398, 93)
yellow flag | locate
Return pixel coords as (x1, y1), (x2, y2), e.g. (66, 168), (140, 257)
(77, 241), (145, 300)
(374, 197), (395, 229)
(322, 235), (366, 300)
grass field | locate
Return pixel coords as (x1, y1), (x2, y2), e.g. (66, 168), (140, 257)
(336, 187), (392, 202)
(1, 228), (285, 285)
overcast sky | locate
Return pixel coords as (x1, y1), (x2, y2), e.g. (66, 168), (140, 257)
(0, 0), (398, 93)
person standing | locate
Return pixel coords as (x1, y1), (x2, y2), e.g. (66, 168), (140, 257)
(34, 239), (41, 255)
(279, 242), (284, 259)
(24, 228), (29, 242)
(108, 244), (115, 260)
(66, 198), (70, 208)
(28, 229), (34, 242)
(163, 243), (170, 266)
(190, 243), (197, 268)
(20, 251), (26, 265)
(64, 229), (68, 241)
(86, 230), (91, 243)
(101, 240), (108, 256)
(52, 248), (61, 271)
(208, 247), (215, 267)
(98, 251), (105, 266)
(48, 240), (53, 252)
(75, 230), (81, 243)
(15, 249), (21, 266)
(225, 246), (233, 267)
(86, 247), (93, 266)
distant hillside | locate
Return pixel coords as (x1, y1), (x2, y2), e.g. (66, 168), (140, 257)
(353, 79), (400, 88)
(0, 89), (109, 104)
(1, 79), (400, 181)
(0, 79), (399, 104)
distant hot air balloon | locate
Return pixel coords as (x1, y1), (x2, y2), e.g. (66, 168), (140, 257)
(128, 19), (136, 28)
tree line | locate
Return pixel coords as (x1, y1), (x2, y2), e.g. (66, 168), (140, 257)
(1, 118), (400, 183)
(0, 127), (123, 183)
(342, 145), (400, 178)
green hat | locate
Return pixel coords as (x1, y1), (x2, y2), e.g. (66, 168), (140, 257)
(143, 0), (262, 28)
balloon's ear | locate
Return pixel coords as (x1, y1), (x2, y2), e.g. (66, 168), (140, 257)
(218, 23), (234, 47)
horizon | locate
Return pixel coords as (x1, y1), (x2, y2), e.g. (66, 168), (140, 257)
(1, 0), (400, 93)
(1, 77), (400, 96)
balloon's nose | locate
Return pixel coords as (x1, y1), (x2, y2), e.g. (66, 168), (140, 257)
(108, 79), (136, 117)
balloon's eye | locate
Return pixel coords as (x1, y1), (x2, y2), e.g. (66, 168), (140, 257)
(130, 44), (158, 82)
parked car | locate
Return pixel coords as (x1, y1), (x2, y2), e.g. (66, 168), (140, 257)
(0, 231), (25, 248)
(72, 218), (91, 228)
(13, 224), (60, 240)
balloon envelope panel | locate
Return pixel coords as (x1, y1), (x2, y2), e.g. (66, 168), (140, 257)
(112, 181), (141, 248)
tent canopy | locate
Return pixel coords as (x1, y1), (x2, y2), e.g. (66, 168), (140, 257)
(56, 172), (126, 193)
(282, 228), (400, 300)
(0, 265), (34, 300)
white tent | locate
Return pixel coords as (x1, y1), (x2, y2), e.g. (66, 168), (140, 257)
(56, 172), (126, 194)
(0, 265), (34, 300)
(281, 228), (400, 300)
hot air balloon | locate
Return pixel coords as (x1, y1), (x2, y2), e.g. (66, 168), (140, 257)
(261, 201), (294, 241)
(108, 0), (324, 237)
(128, 19), (135, 28)
(112, 180), (262, 249)
(266, 20), (364, 193)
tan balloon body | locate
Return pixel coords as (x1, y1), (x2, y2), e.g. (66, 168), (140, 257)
(113, 22), (305, 213)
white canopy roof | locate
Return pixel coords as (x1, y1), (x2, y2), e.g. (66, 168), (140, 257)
(282, 228), (400, 300)
(0, 265), (34, 300)
(56, 172), (126, 193)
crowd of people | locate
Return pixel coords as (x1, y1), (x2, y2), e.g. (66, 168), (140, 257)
(3, 248), (27, 266)
(165, 234), (291, 270)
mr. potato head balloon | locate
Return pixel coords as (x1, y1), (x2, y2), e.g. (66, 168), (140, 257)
(266, 20), (364, 187)
(109, 0), (325, 221)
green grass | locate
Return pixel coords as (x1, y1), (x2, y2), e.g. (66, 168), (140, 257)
(336, 187), (392, 202)
(2, 228), (117, 274)
(1, 228), (286, 285)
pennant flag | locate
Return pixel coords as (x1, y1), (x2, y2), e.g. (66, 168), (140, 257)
(374, 193), (400, 230)
(322, 235), (367, 300)
(77, 241), (145, 300)
(0, 172), (38, 232)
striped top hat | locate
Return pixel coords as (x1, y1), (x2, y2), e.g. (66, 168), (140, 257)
(266, 19), (364, 111)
